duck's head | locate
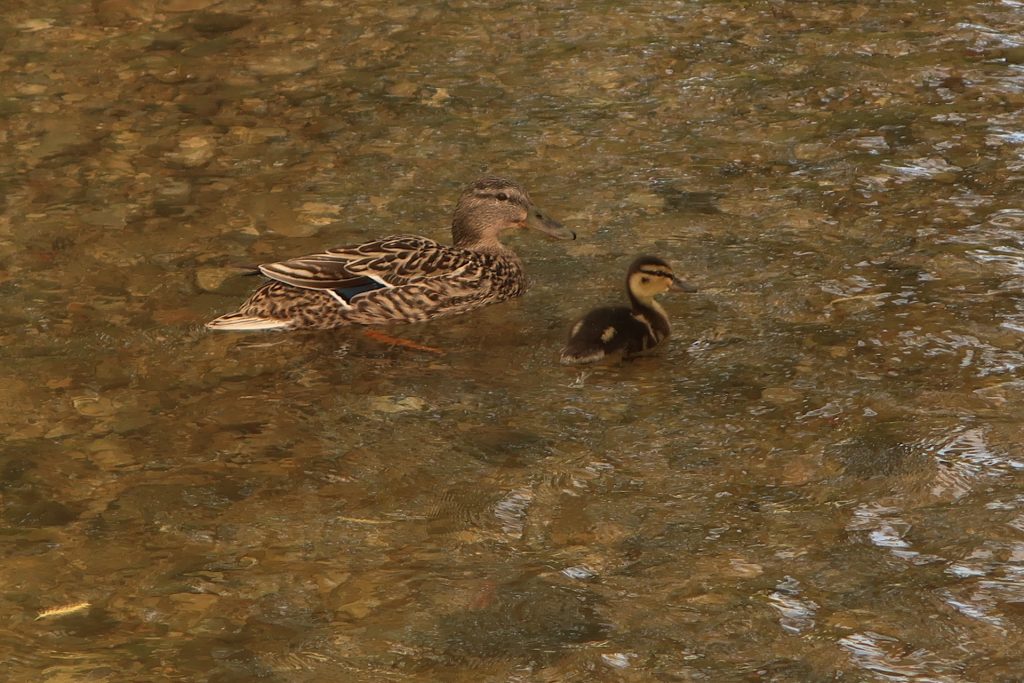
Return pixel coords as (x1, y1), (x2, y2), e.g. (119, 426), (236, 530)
(451, 176), (575, 249)
(627, 255), (697, 301)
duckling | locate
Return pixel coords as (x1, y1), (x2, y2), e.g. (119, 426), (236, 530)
(206, 176), (575, 331)
(560, 255), (696, 364)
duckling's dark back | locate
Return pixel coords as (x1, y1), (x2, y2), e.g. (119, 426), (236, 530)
(560, 305), (654, 364)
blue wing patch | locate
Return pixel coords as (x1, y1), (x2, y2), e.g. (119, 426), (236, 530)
(334, 280), (387, 303)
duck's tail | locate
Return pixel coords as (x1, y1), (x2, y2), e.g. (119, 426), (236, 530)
(205, 313), (292, 331)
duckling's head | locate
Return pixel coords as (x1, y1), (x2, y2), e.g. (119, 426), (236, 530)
(627, 256), (697, 302)
(451, 176), (575, 250)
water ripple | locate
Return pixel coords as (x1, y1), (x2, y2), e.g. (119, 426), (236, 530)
(847, 504), (944, 565)
(967, 245), (1024, 278)
(930, 428), (1024, 500)
(493, 488), (533, 540)
(600, 652), (635, 669)
(838, 631), (962, 682)
(941, 589), (1007, 631)
(767, 576), (817, 635)
(819, 274), (881, 297)
(879, 157), (962, 181)
(896, 330), (1024, 377)
(561, 565), (597, 580)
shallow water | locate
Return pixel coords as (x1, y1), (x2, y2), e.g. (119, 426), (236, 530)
(3, 0), (1024, 680)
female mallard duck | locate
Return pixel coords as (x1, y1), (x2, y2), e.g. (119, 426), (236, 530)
(560, 255), (696, 364)
(206, 177), (575, 331)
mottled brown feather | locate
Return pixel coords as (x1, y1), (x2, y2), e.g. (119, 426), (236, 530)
(205, 177), (569, 331)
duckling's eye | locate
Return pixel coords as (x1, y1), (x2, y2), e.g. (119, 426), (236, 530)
(641, 277), (650, 284)
(496, 192), (509, 201)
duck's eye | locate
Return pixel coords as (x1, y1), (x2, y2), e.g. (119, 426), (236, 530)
(640, 276), (650, 284)
(496, 192), (508, 201)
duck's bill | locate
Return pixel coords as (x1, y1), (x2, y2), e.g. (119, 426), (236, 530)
(672, 277), (698, 293)
(526, 206), (576, 240)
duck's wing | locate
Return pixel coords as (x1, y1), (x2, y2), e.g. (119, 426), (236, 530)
(257, 235), (468, 301)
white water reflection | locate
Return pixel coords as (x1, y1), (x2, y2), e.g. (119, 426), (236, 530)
(600, 652), (634, 669)
(838, 631), (962, 682)
(931, 427), (1024, 500)
(561, 565), (597, 580)
(847, 504), (943, 565)
(494, 488), (533, 540)
(819, 274), (881, 297)
(880, 158), (962, 182)
(767, 576), (817, 635)
(896, 329), (1024, 377)
(942, 590), (1006, 631)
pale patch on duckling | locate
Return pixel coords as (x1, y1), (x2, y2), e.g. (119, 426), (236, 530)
(562, 348), (608, 365)
(600, 326), (617, 343)
(631, 312), (658, 343)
